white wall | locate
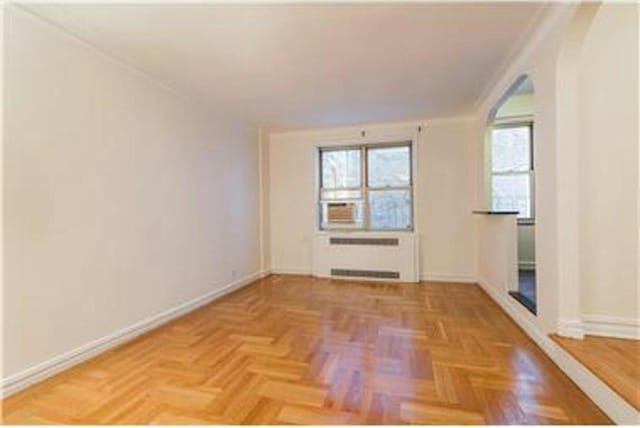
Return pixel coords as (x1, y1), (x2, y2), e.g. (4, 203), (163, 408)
(267, 118), (477, 282)
(495, 93), (534, 119)
(475, 6), (568, 335)
(419, 119), (477, 281)
(475, 3), (639, 338)
(577, 4), (639, 321)
(3, 7), (260, 379)
(477, 215), (518, 299)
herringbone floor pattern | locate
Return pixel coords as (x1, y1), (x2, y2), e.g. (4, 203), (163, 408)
(3, 275), (610, 424)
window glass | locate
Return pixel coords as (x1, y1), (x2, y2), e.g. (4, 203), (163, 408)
(368, 189), (412, 230)
(491, 126), (531, 172)
(320, 189), (362, 201)
(492, 174), (531, 218)
(321, 149), (361, 188)
(367, 146), (411, 187)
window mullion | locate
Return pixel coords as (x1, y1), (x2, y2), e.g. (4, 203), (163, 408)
(362, 145), (369, 230)
(368, 185), (412, 191)
(492, 170), (529, 175)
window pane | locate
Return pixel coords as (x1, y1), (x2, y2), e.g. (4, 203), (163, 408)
(368, 189), (412, 230)
(492, 126), (531, 173)
(367, 145), (410, 187)
(320, 201), (364, 229)
(492, 174), (531, 218)
(321, 149), (361, 188)
(320, 189), (362, 200)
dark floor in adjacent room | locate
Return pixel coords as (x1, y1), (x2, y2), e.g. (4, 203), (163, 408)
(507, 269), (537, 315)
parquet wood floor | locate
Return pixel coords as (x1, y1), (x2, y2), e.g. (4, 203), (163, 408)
(2, 275), (611, 424)
(551, 333), (640, 411)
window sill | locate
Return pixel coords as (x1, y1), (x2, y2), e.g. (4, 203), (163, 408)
(472, 210), (518, 215)
(316, 229), (416, 236)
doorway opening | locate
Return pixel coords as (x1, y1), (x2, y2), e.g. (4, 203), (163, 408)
(489, 75), (537, 314)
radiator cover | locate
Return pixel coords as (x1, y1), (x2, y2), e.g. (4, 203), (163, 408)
(312, 233), (419, 282)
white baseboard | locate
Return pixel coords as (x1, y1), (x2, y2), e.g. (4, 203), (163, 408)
(558, 315), (639, 340)
(557, 318), (587, 339)
(420, 273), (476, 283)
(478, 279), (640, 424)
(0, 270), (268, 398)
(273, 269), (473, 284)
(582, 315), (640, 340)
(269, 267), (311, 276)
(271, 269), (476, 285)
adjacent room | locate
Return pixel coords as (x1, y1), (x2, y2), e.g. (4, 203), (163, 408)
(2, 2), (639, 425)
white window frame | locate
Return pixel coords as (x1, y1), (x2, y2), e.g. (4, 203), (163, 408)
(491, 121), (535, 224)
(318, 141), (414, 232)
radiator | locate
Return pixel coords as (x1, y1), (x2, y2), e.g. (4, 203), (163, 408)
(311, 233), (419, 282)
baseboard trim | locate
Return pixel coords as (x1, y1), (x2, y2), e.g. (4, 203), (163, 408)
(420, 274), (476, 284)
(0, 270), (269, 398)
(271, 270), (476, 284)
(269, 267), (311, 276)
(557, 318), (586, 339)
(582, 315), (640, 340)
(477, 279), (640, 424)
(558, 316), (639, 340)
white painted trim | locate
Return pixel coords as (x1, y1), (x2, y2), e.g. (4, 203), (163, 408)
(269, 267), (311, 276)
(273, 268), (478, 285)
(557, 318), (586, 339)
(558, 316), (640, 340)
(258, 128), (267, 273)
(421, 274), (476, 284)
(583, 319), (640, 340)
(518, 261), (536, 270)
(271, 270), (477, 284)
(0, 2), (5, 397)
(0, 270), (269, 398)
(478, 279), (640, 424)
(313, 273), (413, 284)
(566, 315), (640, 340)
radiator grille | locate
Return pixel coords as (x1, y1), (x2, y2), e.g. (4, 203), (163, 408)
(329, 237), (399, 246)
(330, 269), (400, 279)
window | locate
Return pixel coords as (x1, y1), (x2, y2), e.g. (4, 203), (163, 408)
(319, 143), (412, 230)
(491, 123), (534, 220)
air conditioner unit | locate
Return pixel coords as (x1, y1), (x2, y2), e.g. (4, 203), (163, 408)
(327, 202), (356, 224)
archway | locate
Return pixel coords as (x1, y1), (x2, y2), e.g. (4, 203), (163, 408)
(487, 75), (537, 313)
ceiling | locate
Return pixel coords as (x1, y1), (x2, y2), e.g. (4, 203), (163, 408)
(25, 3), (547, 131)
